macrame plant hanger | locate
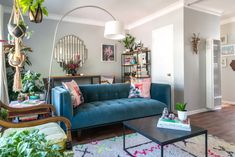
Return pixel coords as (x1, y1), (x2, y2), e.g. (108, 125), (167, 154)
(8, 0), (26, 92)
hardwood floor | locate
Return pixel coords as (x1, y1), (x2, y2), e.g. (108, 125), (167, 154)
(74, 104), (235, 145)
(190, 104), (235, 143)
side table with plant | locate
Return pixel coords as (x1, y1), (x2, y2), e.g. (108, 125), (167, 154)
(21, 70), (45, 100)
(176, 102), (187, 121)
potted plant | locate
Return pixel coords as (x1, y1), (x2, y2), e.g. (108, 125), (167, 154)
(21, 70), (44, 100)
(19, 0), (48, 23)
(0, 129), (63, 156)
(119, 34), (136, 52)
(176, 102), (187, 121)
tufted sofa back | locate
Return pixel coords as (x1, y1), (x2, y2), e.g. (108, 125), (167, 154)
(79, 83), (130, 103)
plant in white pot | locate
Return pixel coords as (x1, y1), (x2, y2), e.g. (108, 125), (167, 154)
(176, 102), (187, 121)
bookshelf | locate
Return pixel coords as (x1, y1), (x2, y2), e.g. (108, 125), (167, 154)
(121, 49), (151, 82)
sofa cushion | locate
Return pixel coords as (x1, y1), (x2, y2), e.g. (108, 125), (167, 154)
(72, 98), (166, 129)
(2, 122), (67, 150)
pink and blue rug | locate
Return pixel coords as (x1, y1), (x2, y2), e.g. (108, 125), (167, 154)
(73, 133), (235, 157)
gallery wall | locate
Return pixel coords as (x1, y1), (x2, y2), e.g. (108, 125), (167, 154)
(220, 22), (235, 103)
(3, 13), (124, 82)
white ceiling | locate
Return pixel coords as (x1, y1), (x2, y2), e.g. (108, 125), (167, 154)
(2, 0), (235, 26)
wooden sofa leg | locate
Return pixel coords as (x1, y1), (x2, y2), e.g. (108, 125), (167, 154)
(77, 130), (82, 139)
(66, 140), (73, 150)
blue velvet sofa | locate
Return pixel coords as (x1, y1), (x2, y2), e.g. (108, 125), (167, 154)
(52, 83), (171, 131)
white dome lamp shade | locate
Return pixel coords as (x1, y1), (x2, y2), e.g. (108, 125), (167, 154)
(104, 21), (125, 40)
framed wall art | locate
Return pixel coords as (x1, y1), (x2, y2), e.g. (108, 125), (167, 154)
(101, 44), (115, 62)
(221, 44), (235, 56)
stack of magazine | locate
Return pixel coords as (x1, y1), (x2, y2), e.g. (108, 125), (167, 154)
(157, 117), (191, 131)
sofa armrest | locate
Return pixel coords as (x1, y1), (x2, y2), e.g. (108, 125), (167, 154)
(150, 83), (171, 111)
(52, 87), (73, 120)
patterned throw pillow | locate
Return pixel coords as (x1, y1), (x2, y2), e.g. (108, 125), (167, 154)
(128, 83), (143, 98)
(128, 78), (151, 98)
(62, 80), (84, 108)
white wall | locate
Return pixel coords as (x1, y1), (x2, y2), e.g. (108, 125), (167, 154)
(130, 8), (184, 109)
(3, 13), (124, 82)
(221, 22), (235, 103)
(184, 8), (220, 110)
(130, 7), (220, 111)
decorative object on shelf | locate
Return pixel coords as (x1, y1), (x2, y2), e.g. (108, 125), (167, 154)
(230, 60), (235, 71)
(119, 34), (135, 53)
(221, 57), (227, 68)
(54, 35), (87, 73)
(101, 44), (115, 62)
(121, 49), (151, 83)
(220, 34), (228, 45)
(46, 5), (125, 102)
(221, 44), (235, 56)
(19, 0), (48, 23)
(191, 33), (200, 54)
(176, 102), (187, 121)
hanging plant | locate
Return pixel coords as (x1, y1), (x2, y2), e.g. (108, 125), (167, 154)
(7, 2), (26, 38)
(19, 0), (48, 23)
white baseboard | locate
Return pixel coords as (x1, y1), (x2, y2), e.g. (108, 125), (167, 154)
(187, 106), (222, 116)
(187, 108), (209, 115)
(222, 100), (235, 105)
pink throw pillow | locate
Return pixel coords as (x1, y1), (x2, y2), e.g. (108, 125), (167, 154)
(130, 78), (151, 98)
(141, 78), (151, 98)
(62, 80), (84, 108)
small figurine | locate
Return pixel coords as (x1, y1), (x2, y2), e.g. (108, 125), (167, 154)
(168, 113), (175, 120)
(161, 107), (169, 119)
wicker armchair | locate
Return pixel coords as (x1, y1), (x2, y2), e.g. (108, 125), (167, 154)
(0, 101), (72, 150)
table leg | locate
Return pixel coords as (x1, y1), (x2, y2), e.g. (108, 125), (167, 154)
(205, 131), (208, 157)
(161, 145), (164, 157)
(123, 125), (126, 150)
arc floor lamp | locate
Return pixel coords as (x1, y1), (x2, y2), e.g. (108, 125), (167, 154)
(46, 5), (125, 101)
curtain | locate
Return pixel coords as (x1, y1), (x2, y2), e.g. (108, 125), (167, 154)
(0, 4), (9, 104)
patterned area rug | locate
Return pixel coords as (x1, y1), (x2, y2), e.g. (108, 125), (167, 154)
(73, 133), (235, 157)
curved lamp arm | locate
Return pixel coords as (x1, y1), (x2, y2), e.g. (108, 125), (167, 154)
(46, 5), (122, 102)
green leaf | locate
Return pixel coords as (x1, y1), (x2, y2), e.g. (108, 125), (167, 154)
(41, 7), (48, 16)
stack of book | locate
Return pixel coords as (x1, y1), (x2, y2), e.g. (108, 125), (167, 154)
(157, 117), (191, 131)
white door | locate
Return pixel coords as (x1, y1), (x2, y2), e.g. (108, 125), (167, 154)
(152, 24), (174, 85)
(152, 24), (174, 108)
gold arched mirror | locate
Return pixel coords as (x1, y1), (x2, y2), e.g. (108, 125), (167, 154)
(54, 35), (88, 74)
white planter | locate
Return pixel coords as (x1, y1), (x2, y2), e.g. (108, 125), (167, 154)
(177, 110), (187, 121)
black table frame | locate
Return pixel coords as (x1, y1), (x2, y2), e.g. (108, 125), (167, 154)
(123, 123), (208, 157)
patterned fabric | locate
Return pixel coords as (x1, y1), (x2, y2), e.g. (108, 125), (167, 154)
(62, 80), (84, 108)
(129, 78), (151, 98)
(128, 83), (143, 98)
(73, 133), (235, 157)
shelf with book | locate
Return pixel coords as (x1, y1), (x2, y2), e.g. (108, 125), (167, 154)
(121, 49), (151, 83)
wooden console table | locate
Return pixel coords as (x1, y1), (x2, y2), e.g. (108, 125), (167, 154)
(49, 75), (101, 88)
(43, 75), (101, 102)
